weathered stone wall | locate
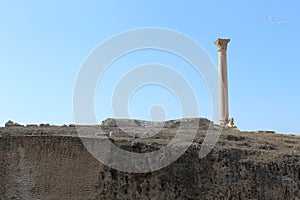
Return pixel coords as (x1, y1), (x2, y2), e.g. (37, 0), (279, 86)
(1, 133), (299, 199)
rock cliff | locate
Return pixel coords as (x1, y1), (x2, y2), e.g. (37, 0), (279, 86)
(0, 118), (299, 199)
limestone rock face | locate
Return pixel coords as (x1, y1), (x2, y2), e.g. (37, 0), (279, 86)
(0, 118), (299, 199)
(101, 118), (212, 130)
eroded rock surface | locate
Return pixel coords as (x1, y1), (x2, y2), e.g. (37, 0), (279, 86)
(0, 118), (299, 199)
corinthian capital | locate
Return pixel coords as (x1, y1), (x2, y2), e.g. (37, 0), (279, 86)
(214, 38), (230, 52)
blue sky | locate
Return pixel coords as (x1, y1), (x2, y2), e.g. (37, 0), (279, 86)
(0, 0), (300, 134)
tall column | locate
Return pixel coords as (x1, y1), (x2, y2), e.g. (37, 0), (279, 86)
(215, 38), (230, 125)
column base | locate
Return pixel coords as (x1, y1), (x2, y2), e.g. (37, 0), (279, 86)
(219, 119), (228, 126)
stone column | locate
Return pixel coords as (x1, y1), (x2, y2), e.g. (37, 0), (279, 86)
(215, 38), (230, 125)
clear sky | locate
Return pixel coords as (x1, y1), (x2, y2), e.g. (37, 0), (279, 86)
(0, 0), (299, 134)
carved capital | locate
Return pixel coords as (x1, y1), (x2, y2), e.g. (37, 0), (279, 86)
(214, 38), (230, 52)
